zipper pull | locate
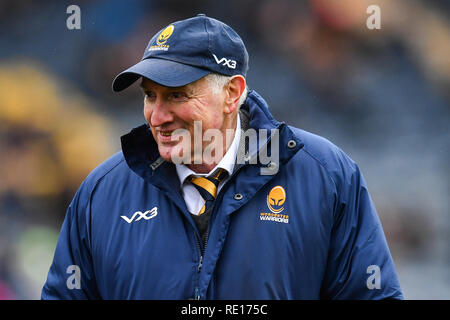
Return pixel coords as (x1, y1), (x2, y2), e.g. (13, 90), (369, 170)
(197, 255), (203, 273)
(194, 287), (201, 300)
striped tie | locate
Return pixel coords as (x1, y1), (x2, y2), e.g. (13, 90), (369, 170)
(189, 168), (228, 216)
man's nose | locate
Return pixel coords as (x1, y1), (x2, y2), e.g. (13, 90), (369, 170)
(149, 99), (173, 127)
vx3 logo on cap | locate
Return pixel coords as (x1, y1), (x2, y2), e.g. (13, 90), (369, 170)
(121, 207), (158, 223)
(212, 53), (236, 69)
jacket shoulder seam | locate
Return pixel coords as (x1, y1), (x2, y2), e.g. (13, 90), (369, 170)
(88, 156), (126, 196)
(299, 147), (339, 196)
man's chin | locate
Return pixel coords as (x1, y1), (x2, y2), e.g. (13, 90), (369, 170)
(158, 145), (191, 165)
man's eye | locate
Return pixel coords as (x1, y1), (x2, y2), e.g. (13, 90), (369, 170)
(143, 91), (155, 99)
(170, 92), (187, 101)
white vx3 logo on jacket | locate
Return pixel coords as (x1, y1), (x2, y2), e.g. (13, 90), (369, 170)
(120, 207), (158, 223)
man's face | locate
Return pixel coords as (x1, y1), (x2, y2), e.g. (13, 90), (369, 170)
(141, 76), (228, 166)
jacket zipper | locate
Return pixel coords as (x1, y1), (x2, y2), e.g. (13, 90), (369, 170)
(191, 133), (278, 300)
(193, 205), (213, 300)
(192, 164), (246, 300)
(191, 125), (284, 300)
(191, 156), (259, 300)
(194, 231), (203, 300)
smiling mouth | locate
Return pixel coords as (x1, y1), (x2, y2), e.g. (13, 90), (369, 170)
(156, 128), (190, 143)
(157, 130), (178, 142)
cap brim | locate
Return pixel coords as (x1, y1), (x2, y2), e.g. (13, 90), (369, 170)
(112, 58), (211, 92)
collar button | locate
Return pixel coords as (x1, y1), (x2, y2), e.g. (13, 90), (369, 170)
(287, 140), (297, 149)
(234, 193), (243, 200)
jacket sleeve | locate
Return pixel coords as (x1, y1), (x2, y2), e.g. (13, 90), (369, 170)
(320, 156), (403, 300)
(41, 183), (101, 299)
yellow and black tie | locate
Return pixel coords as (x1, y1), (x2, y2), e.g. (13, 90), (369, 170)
(189, 168), (228, 242)
(189, 168), (228, 216)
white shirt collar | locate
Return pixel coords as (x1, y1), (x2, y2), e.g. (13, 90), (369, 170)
(176, 112), (241, 185)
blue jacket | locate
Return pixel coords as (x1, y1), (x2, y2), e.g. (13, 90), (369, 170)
(42, 90), (403, 299)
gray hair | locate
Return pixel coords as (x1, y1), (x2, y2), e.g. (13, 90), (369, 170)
(204, 73), (248, 107)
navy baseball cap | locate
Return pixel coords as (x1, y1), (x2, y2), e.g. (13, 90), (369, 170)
(112, 14), (249, 91)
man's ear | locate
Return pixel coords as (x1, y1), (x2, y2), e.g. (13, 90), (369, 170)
(224, 75), (246, 114)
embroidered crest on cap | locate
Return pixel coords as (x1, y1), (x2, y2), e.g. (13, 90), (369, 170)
(149, 25), (174, 51)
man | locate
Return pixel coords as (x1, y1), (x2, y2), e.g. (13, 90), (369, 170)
(42, 14), (403, 299)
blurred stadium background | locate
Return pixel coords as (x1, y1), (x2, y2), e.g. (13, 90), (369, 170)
(0, 0), (448, 299)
